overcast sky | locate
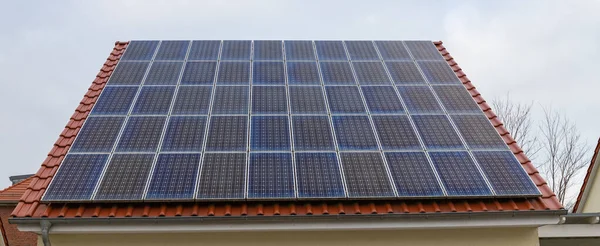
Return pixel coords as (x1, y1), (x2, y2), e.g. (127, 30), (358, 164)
(0, 0), (598, 189)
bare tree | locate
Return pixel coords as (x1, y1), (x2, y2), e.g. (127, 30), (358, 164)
(491, 94), (540, 161)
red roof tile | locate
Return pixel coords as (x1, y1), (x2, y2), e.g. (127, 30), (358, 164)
(572, 138), (600, 212)
(11, 41), (563, 219)
(0, 176), (33, 203)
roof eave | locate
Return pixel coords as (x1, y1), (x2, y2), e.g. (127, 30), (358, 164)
(573, 138), (600, 213)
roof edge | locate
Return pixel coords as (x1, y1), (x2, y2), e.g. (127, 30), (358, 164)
(573, 138), (600, 212)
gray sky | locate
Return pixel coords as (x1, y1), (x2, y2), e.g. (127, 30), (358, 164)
(0, 0), (599, 190)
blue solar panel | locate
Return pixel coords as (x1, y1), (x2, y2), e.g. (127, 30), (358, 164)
(295, 152), (345, 198)
(217, 62), (250, 85)
(252, 86), (288, 114)
(289, 86), (327, 114)
(94, 153), (155, 200)
(319, 62), (356, 85)
(205, 116), (248, 151)
(188, 40), (221, 60)
(412, 115), (465, 150)
(253, 40), (283, 60)
(197, 153), (246, 199)
(397, 86), (443, 114)
(372, 116), (421, 150)
(171, 86), (212, 115)
(325, 86), (366, 114)
(161, 116), (207, 152)
(292, 116), (335, 151)
(374, 41), (411, 61)
(345, 41), (379, 61)
(107, 62), (149, 85)
(340, 152), (395, 198)
(144, 62), (183, 85)
(221, 40), (251, 60)
(472, 151), (540, 196)
(154, 41), (189, 61)
(146, 153), (201, 200)
(70, 117), (125, 153)
(385, 61), (426, 85)
(432, 85), (480, 114)
(131, 86), (175, 115)
(352, 62), (391, 85)
(116, 116), (166, 152)
(418, 61), (461, 84)
(404, 41), (444, 61)
(91, 86), (138, 115)
(428, 151), (492, 196)
(181, 62), (216, 85)
(252, 61), (285, 85)
(315, 41), (348, 61)
(248, 153), (294, 199)
(361, 86), (404, 114)
(332, 116), (378, 151)
(121, 41), (159, 61)
(286, 62), (320, 85)
(211, 86), (249, 114)
(250, 116), (291, 151)
(284, 41), (316, 60)
(43, 154), (108, 201)
(384, 152), (444, 197)
(451, 115), (508, 150)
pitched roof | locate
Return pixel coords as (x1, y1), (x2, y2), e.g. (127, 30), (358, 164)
(0, 176), (33, 203)
(572, 138), (600, 212)
(11, 41), (563, 219)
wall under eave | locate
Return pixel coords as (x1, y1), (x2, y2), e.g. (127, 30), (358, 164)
(582, 155), (600, 213)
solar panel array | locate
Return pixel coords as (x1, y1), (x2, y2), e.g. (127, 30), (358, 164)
(42, 40), (540, 202)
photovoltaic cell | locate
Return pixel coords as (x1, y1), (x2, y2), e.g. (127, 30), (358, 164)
(472, 151), (540, 195)
(284, 40), (316, 60)
(292, 116), (335, 151)
(295, 153), (345, 198)
(332, 116), (378, 151)
(252, 86), (288, 114)
(181, 62), (217, 85)
(70, 117), (125, 153)
(43, 154), (108, 201)
(385, 61), (426, 85)
(217, 62), (250, 85)
(154, 41), (189, 60)
(289, 86), (327, 114)
(211, 86), (249, 114)
(144, 62), (184, 85)
(429, 151), (492, 196)
(404, 41), (444, 61)
(372, 116), (421, 150)
(197, 153), (246, 199)
(451, 115), (508, 150)
(145, 153), (201, 200)
(171, 86), (212, 115)
(121, 41), (159, 61)
(94, 153), (155, 200)
(412, 115), (465, 150)
(385, 152), (444, 197)
(319, 62), (356, 85)
(252, 61), (285, 85)
(432, 85), (481, 114)
(107, 62), (149, 85)
(248, 153), (294, 199)
(115, 116), (166, 152)
(418, 61), (461, 84)
(253, 40), (283, 60)
(188, 40), (221, 60)
(221, 40), (251, 60)
(315, 41), (347, 61)
(340, 152), (395, 198)
(345, 41), (379, 61)
(161, 116), (207, 152)
(397, 86), (443, 114)
(286, 62), (320, 85)
(250, 116), (291, 151)
(375, 41), (411, 61)
(91, 86), (138, 115)
(131, 86), (175, 115)
(360, 86), (404, 114)
(325, 86), (366, 114)
(352, 62), (391, 85)
(205, 116), (248, 151)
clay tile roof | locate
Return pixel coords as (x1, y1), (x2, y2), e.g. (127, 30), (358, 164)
(11, 40), (564, 219)
(0, 176), (34, 203)
(572, 138), (600, 212)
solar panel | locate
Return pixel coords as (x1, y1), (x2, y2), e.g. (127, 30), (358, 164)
(319, 62), (356, 85)
(332, 116), (378, 151)
(418, 61), (461, 84)
(107, 62), (149, 85)
(371, 116), (421, 150)
(428, 151), (492, 196)
(345, 41), (380, 61)
(115, 116), (166, 152)
(211, 86), (249, 114)
(253, 40), (283, 60)
(94, 153), (155, 200)
(292, 116), (335, 151)
(154, 41), (189, 61)
(375, 41), (411, 61)
(295, 152), (345, 198)
(43, 154), (109, 201)
(384, 152), (444, 197)
(121, 41), (159, 61)
(70, 117), (125, 153)
(252, 86), (288, 114)
(252, 61), (285, 85)
(315, 41), (348, 61)
(286, 62), (320, 85)
(248, 153), (294, 199)
(91, 86), (138, 115)
(404, 41), (444, 61)
(412, 115), (465, 150)
(284, 41), (316, 60)
(171, 86), (212, 115)
(131, 86), (175, 115)
(385, 61), (426, 85)
(188, 40), (221, 60)
(205, 116), (248, 151)
(397, 86), (443, 114)
(325, 86), (366, 114)
(352, 62), (391, 85)
(181, 62), (216, 85)
(144, 62), (184, 85)
(221, 40), (251, 60)
(289, 86), (327, 114)
(432, 85), (480, 114)
(250, 116), (291, 151)
(160, 116), (207, 152)
(339, 152), (395, 198)
(451, 115), (508, 150)
(197, 153), (246, 199)
(217, 62), (250, 85)
(472, 151), (539, 195)
(145, 153), (201, 200)
(360, 86), (404, 114)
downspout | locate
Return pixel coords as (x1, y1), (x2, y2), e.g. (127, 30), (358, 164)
(40, 220), (51, 246)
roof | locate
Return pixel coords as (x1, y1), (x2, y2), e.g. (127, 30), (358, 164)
(11, 41), (563, 219)
(573, 138), (600, 212)
(0, 176), (33, 203)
